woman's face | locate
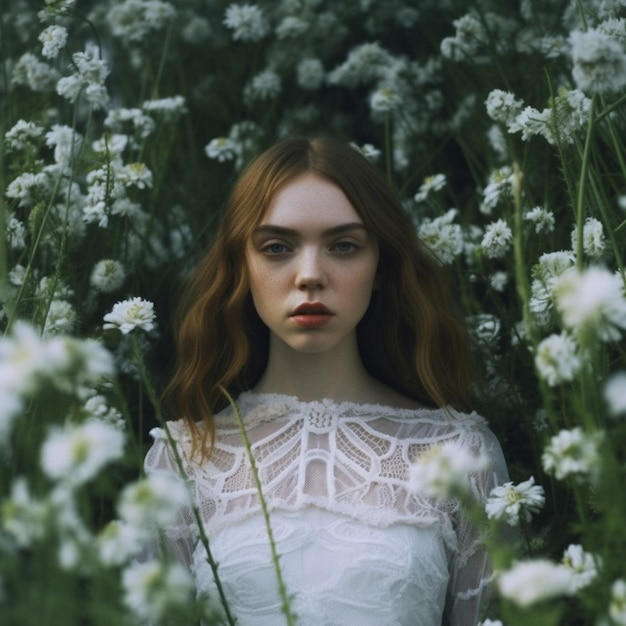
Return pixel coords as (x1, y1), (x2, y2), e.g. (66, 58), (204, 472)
(246, 173), (379, 355)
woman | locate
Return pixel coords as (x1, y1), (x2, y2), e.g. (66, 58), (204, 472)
(145, 136), (510, 625)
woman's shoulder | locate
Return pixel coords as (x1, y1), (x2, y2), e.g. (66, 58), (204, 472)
(144, 420), (198, 474)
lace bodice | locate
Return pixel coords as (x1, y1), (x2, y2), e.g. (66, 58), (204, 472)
(144, 392), (510, 626)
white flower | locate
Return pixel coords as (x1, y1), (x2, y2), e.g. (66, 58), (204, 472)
(468, 314), (502, 347)
(0, 387), (22, 443)
(276, 15), (309, 39)
(48, 485), (94, 572)
(297, 58), (324, 90)
(561, 544), (599, 592)
(90, 259), (126, 293)
(97, 520), (148, 566)
(535, 332), (581, 386)
(4, 119), (44, 151)
(0, 323), (114, 412)
(8, 264), (26, 286)
(508, 89), (591, 145)
(11, 52), (60, 92)
(498, 559), (574, 606)
(107, 0), (177, 43)
(571, 217), (606, 258)
(121, 162), (153, 189)
(604, 371), (626, 416)
(508, 105), (551, 142)
(418, 209), (464, 265)
(1, 478), (50, 547)
(118, 471), (191, 528)
(369, 86), (401, 114)
(46, 124), (83, 168)
(542, 427), (603, 484)
(122, 560), (193, 622)
(5, 212), (26, 249)
(409, 440), (488, 498)
(554, 266), (626, 342)
(480, 166), (514, 214)
(350, 143), (381, 162)
(481, 219), (512, 259)
(487, 124), (507, 159)
(205, 137), (238, 162)
(39, 24), (67, 58)
(41, 419), (125, 486)
(103, 297), (156, 334)
(0, 322), (61, 395)
(610, 579), (626, 626)
(524, 206), (555, 234)
(142, 95), (187, 120)
(479, 621), (504, 626)
(83, 395), (125, 430)
(5, 171), (49, 208)
(105, 108), (155, 139)
(440, 13), (487, 61)
(529, 251), (576, 324)
(490, 271), (508, 292)
(223, 3), (269, 42)
(486, 476), (545, 525)
(43, 299), (76, 335)
(570, 28), (626, 94)
(56, 47), (110, 109)
(327, 42), (394, 88)
(244, 69), (281, 101)
(485, 89), (524, 125)
(414, 174), (447, 203)
(38, 0), (76, 20)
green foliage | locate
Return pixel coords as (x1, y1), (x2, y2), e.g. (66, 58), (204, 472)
(1, 0), (626, 624)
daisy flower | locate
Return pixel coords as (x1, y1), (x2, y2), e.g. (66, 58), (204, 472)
(486, 476), (545, 525)
(103, 297), (156, 334)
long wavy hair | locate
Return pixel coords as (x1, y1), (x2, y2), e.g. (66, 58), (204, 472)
(162, 136), (474, 455)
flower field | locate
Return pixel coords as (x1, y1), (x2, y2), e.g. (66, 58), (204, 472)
(1, 1), (626, 624)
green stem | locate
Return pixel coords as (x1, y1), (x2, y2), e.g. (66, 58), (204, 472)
(4, 170), (64, 335)
(575, 95), (596, 268)
(219, 385), (297, 626)
(40, 101), (84, 336)
(151, 21), (173, 99)
(511, 162), (561, 430)
(511, 162), (535, 348)
(132, 338), (237, 626)
(544, 71), (578, 218)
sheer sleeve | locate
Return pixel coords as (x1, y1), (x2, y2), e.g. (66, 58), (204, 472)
(143, 424), (198, 570)
(444, 426), (511, 626)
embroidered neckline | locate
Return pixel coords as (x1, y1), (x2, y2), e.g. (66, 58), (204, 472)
(238, 390), (441, 417)
(210, 391), (485, 430)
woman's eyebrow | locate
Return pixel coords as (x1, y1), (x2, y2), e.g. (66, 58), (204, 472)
(253, 222), (367, 237)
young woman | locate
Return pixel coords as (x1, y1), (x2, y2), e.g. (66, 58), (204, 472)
(145, 136), (510, 625)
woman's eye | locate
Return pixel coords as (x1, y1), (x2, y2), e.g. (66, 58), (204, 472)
(263, 243), (289, 255)
(332, 241), (358, 253)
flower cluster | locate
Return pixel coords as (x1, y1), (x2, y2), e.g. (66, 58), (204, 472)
(3, 0), (626, 623)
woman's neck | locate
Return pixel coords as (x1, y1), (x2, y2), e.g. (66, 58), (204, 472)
(252, 335), (375, 402)
(252, 334), (422, 409)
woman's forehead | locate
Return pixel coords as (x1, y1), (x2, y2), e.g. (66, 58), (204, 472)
(260, 173), (362, 229)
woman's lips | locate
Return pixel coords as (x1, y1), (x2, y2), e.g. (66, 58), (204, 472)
(291, 314), (333, 328)
(290, 303), (333, 328)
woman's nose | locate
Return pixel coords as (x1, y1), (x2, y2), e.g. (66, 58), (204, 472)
(295, 248), (327, 290)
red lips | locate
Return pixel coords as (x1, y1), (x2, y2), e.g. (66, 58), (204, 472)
(290, 302), (333, 328)
(291, 302), (333, 316)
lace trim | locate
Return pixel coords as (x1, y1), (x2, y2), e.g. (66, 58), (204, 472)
(147, 393), (505, 561)
(212, 391), (488, 430)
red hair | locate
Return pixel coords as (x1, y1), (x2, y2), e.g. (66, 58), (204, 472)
(162, 136), (474, 455)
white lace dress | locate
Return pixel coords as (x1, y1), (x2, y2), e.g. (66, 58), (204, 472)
(144, 392), (510, 626)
